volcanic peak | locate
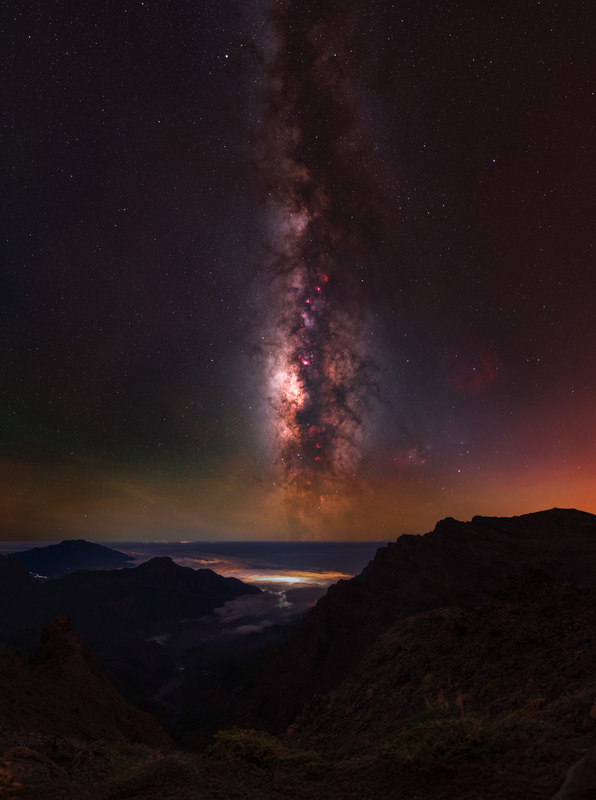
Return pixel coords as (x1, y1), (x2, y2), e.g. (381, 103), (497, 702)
(6, 538), (134, 578)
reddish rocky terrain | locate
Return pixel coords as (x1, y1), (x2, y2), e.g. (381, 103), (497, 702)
(252, 508), (596, 732)
(278, 568), (596, 796)
(0, 615), (174, 750)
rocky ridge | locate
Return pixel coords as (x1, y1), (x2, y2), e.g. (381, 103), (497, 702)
(253, 508), (596, 732)
(4, 582), (596, 799)
(0, 615), (174, 750)
(278, 568), (596, 797)
(0, 555), (264, 741)
(285, 569), (596, 752)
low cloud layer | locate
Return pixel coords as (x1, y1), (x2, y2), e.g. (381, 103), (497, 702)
(204, 583), (331, 634)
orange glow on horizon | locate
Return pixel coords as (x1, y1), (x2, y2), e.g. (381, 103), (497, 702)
(0, 440), (595, 543)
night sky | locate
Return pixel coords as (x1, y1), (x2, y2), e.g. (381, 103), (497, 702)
(2, 0), (596, 541)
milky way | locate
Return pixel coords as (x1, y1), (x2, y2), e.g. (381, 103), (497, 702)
(252, 0), (383, 523)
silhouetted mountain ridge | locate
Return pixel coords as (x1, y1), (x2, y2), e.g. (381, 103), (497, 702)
(0, 554), (261, 643)
(252, 507), (596, 732)
(0, 552), (267, 741)
(6, 538), (134, 578)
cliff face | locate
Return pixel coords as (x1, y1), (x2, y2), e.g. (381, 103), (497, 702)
(284, 568), (596, 757)
(0, 615), (175, 750)
(252, 508), (596, 732)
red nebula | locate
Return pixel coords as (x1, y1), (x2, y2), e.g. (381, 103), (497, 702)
(446, 348), (503, 394)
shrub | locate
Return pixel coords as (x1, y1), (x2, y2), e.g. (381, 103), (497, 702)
(541, 683), (596, 723)
(410, 701), (459, 726)
(101, 741), (156, 779)
(461, 659), (480, 678)
(478, 681), (493, 699)
(202, 728), (320, 769)
(334, 741), (364, 761)
(382, 714), (501, 764)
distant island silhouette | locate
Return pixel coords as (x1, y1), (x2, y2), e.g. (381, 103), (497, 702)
(6, 538), (134, 578)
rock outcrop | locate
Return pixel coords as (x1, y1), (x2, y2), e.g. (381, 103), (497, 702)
(253, 508), (596, 732)
(0, 615), (175, 750)
(554, 746), (596, 800)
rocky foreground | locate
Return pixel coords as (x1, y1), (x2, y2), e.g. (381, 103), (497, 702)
(281, 567), (596, 797)
(0, 614), (174, 751)
(3, 575), (596, 799)
(252, 508), (596, 732)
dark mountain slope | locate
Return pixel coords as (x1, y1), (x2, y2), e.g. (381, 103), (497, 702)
(252, 508), (596, 732)
(0, 557), (45, 652)
(284, 568), (596, 758)
(6, 576), (596, 798)
(0, 555), (263, 725)
(39, 556), (261, 641)
(0, 555), (261, 644)
(0, 614), (174, 750)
